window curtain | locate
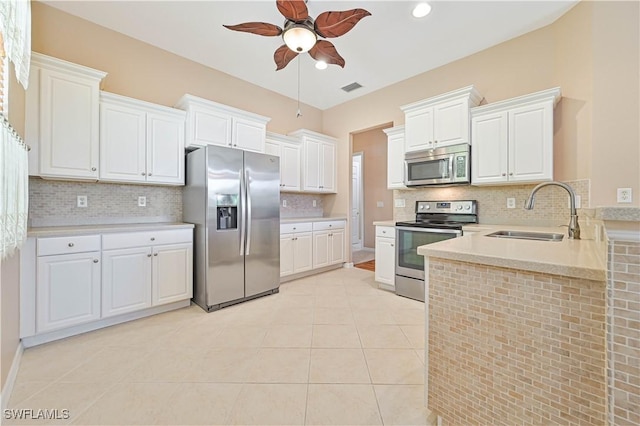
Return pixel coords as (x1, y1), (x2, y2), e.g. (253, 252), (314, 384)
(0, 0), (30, 89)
(0, 115), (29, 259)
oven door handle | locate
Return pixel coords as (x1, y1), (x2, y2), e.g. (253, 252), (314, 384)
(396, 226), (463, 236)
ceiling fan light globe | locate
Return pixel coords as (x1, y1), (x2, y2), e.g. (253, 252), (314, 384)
(283, 25), (317, 53)
(315, 60), (328, 70)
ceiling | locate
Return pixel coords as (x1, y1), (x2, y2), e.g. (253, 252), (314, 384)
(43, 1), (578, 110)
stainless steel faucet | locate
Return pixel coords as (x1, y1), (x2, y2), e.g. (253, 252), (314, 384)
(524, 181), (581, 239)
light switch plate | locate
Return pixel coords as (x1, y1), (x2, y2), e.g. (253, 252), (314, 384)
(77, 195), (87, 208)
(377, 201), (384, 208)
(394, 199), (406, 208)
(312, 200), (317, 207)
(506, 198), (516, 209)
(138, 196), (146, 207)
(282, 199), (288, 207)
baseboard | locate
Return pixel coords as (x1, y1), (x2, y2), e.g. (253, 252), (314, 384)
(0, 342), (24, 411)
(343, 262), (354, 268)
(280, 264), (342, 283)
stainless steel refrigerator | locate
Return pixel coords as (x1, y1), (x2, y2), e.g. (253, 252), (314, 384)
(183, 145), (280, 311)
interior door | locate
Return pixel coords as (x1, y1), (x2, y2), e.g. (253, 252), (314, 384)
(351, 154), (363, 250)
(244, 151), (280, 298)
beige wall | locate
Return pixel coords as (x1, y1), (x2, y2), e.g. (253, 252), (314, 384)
(353, 126), (393, 249)
(31, 2), (323, 135)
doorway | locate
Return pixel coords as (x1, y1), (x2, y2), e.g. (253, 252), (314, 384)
(352, 152), (363, 251)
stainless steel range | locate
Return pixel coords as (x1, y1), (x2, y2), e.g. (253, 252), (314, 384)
(395, 200), (478, 302)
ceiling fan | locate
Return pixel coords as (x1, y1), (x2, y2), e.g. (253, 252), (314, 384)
(224, 0), (371, 70)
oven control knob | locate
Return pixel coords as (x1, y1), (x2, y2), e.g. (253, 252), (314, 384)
(419, 205), (424, 210)
(456, 205), (463, 211)
(465, 205), (471, 211)
(425, 205), (430, 210)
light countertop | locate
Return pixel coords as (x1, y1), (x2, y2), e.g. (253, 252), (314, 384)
(373, 220), (396, 227)
(418, 223), (606, 281)
(28, 222), (195, 238)
(280, 216), (347, 224)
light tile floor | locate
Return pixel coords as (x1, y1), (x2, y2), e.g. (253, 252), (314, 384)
(7, 267), (432, 425)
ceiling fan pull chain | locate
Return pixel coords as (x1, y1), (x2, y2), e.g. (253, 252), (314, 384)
(296, 56), (303, 118)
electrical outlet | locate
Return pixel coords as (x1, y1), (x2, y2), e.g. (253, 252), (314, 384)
(506, 198), (516, 209)
(377, 201), (384, 208)
(77, 195), (87, 208)
(394, 199), (406, 208)
(617, 188), (632, 203)
(138, 196), (146, 207)
(312, 200), (317, 207)
(568, 195), (581, 209)
(282, 199), (287, 207)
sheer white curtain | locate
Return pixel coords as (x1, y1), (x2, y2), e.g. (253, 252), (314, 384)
(0, 0), (30, 89)
(0, 116), (28, 259)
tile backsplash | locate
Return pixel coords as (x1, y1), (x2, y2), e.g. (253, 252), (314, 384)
(394, 179), (590, 226)
(28, 178), (182, 227)
(280, 193), (324, 219)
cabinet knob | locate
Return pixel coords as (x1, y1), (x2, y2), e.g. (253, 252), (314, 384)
(68, 242), (74, 247)
(391, 244), (394, 247)
(142, 172), (146, 176)
(434, 140), (438, 144)
(91, 167), (97, 171)
(93, 259), (99, 263)
(148, 173), (152, 176)
(147, 254), (152, 257)
(293, 227), (296, 230)
(150, 237), (155, 241)
(154, 253), (158, 256)
(502, 173), (506, 177)
(509, 172), (513, 176)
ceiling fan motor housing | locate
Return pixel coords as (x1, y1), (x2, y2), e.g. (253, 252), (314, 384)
(283, 18), (317, 52)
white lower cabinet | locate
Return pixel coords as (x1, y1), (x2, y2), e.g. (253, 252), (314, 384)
(152, 243), (193, 305)
(280, 225), (313, 277)
(36, 251), (101, 333)
(101, 247), (152, 317)
(374, 226), (396, 290)
(312, 221), (345, 269)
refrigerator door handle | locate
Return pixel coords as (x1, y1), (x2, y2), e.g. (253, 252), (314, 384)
(239, 168), (245, 256)
(245, 169), (252, 255)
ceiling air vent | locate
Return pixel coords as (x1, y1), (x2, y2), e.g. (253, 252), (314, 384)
(341, 82), (363, 93)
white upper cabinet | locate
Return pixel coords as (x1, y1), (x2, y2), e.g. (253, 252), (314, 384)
(175, 94), (270, 152)
(401, 86), (482, 153)
(471, 87), (560, 185)
(26, 53), (107, 180)
(100, 92), (186, 185)
(289, 129), (337, 194)
(383, 125), (407, 189)
(265, 132), (302, 191)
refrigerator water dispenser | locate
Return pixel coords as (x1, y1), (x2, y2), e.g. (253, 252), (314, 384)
(216, 194), (238, 230)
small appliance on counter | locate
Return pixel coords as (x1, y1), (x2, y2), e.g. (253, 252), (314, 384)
(395, 200), (478, 301)
(184, 145), (280, 312)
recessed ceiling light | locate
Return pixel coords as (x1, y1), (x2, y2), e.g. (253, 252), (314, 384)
(412, 2), (432, 18)
(315, 60), (328, 70)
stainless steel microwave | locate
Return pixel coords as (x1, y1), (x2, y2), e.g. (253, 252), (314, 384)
(404, 143), (470, 186)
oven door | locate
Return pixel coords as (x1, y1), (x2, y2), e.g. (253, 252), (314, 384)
(395, 226), (462, 280)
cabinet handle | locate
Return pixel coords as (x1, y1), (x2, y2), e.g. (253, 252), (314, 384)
(154, 253), (158, 257)
(68, 242), (74, 247)
(93, 259), (99, 263)
(150, 237), (155, 241)
(142, 172), (146, 176)
(91, 167), (97, 171)
(147, 254), (152, 257)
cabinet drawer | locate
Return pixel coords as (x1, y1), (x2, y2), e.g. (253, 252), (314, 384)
(376, 226), (395, 238)
(280, 222), (312, 234)
(312, 220), (345, 231)
(102, 229), (192, 250)
(37, 235), (101, 256)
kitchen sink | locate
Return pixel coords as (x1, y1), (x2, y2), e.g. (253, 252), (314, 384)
(486, 230), (564, 242)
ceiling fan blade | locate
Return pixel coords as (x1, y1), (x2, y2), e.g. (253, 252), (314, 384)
(274, 44), (299, 70)
(223, 22), (283, 36)
(308, 40), (345, 68)
(276, 0), (309, 23)
(314, 9), (371, 38)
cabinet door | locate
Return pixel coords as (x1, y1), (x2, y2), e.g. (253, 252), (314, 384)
(146, 112), (186, 185)
(375, 237), (395, 286)
(312, 231), (330, 269)
(264, 140), (281, 157)
(508, 102), (553, 183)
(99, 102), (146, 183)
(152, 243), (193, 306)
(102, 247), (152, 317)
(471, 111), (508, 185)
(329, 229), (345, 265)
(189, 106), (231, 148)
(433, 97), (469, 147)
(320, 142), (336, 193)
(294, 232), (313, 273)
(36, 252), (101, 333)
(39, 68), (100, 179)
(233, 117), (266, 153)
(387, 133), (407, 189)
(405, 108), (434, 152)
(303, 138), (321, 191)
(280, 234), (294, 277)
(281, 143), (301, 191)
